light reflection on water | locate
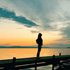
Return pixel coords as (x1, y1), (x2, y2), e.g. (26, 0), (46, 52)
(0, 48), (70, 60)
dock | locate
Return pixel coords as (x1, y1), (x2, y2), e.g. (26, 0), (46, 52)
(0, 53), (70, 70)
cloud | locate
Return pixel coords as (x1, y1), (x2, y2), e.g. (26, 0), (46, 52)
(20, 0), (70, 31)
(31, 30), (39, 33)
(45, 43), (70, 48)
(0, 8), (38, 27)
(62, 27), (70, 37)
(60, 26), (70, 43)
(0, 0), (69, 30)
(0, 0), (61, 30)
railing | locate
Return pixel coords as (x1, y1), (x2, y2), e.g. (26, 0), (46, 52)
(0, 53), (70, 70)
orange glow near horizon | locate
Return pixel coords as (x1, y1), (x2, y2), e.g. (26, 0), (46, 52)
(0, 19), (64, 46)
(0, 31), (63, 46)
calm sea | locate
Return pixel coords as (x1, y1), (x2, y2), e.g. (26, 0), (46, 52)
(0, 48), (70, 70)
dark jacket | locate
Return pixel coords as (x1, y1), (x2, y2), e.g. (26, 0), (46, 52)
(36, 38), (43, 45)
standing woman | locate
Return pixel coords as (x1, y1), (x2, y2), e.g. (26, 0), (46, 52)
(36, 33), (43, 58)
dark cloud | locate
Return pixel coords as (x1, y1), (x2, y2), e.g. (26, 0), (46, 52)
(0, 8), (38, 27)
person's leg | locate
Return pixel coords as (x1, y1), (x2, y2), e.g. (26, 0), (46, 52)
(37, 48), (39, 57)
(37, 45), (41, 57)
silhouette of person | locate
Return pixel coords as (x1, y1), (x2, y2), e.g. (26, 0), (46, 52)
(36, 33), (43, 58)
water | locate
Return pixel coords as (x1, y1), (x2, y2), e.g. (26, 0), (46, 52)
(0, 48), (70, 70)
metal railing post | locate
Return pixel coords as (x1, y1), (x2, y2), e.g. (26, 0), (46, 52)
(35, 62), (37, 70)
(52, 55), (55, 70)
(59, 53), (61, 69)
(13, 57), (16, 70)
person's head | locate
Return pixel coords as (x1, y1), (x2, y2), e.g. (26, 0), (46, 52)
(38, 33), (42, 38)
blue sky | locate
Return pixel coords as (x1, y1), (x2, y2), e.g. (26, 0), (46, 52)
(0, 0), (70, 47)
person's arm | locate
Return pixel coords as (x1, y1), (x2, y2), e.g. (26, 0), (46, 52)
(36, 39), (38, 44)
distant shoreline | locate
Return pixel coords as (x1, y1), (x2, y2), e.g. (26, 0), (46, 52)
(0, 46), (70, 48)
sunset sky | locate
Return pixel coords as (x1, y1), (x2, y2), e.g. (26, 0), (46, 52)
(0, 0), (70, 47)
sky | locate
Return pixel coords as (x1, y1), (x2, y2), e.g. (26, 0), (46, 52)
(0, 0), (70, 47)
